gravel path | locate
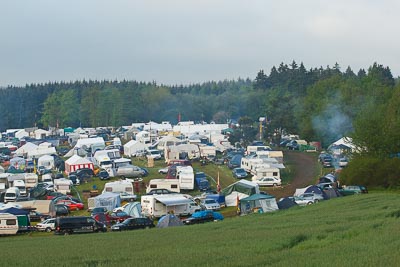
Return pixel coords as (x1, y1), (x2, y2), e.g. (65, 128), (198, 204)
(263, 150), (320, 199)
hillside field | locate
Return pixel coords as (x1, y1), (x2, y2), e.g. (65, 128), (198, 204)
(1, 193), (400, 266)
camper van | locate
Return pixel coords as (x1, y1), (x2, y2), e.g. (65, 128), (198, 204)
(54, 216), (107, 235)
(4, 187), (20, 203)
(13, 180), (27, 196)
(146, 179), (180, 193)
(0, 213), (19, 235)
(141, 194), (200, 218)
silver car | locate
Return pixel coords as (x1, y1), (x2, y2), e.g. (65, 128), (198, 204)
(201, 199), (221, 211)
(293, 193), (324, 206)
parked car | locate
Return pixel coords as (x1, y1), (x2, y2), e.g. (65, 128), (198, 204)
(111, 217), (155, 231)
(232, 168), (248, 179)
(340, 185), (368, 195)
(140, 167), (149, 177)
(321, 155), (333, 168)
(97, 169), (110, 180)
(54, 204), (70, 217)
(183, 210), (224, 225)
(91, 207), (108, 217)
(146, 149), (162, 160)
(35, 218), (56, 232)
(339, 157), (349, 167)
(201, 199), (221, 211)
(75, 168), (94, 180)
(119, 192), (137, 202)
(109, 211), (131, 223)
(56, 200), (84, 211)
(254, 177), (282, 187)
(117, 165), (145, 178)
(29, 210), (49, 222)
(158, 167), (169, 174)
(227, 155), (243, 169)
(146, 189), (176, 195)
(293, 193), (324, 206)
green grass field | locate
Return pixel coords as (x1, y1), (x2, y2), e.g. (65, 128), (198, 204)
(2, 193), (400, 266)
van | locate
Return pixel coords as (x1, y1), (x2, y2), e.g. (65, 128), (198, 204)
(0, 213), (19, 235)
(4, 187), (20, 203)
(13, 180), (27, 196)
(54, 216), (107, 235)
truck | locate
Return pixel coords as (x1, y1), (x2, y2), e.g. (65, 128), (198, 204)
(194, 172), (210, 191)
(146, 179), (180, 193)
(176, 165), (194, 190)
(141, 194), (200, 218)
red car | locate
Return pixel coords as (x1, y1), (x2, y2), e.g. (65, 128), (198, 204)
(56, 200), (84, 211)
(92, 211), (131, 226)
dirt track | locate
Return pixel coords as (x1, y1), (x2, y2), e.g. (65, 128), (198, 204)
(263, 150), (319, 199)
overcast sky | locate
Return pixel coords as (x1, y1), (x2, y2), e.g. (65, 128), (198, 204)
(0, 0), (399, 87)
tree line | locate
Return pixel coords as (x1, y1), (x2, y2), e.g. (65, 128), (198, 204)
(0, 61), (399, 187)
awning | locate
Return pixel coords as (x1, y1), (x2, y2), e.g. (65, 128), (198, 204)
(154, 196), (191, 206)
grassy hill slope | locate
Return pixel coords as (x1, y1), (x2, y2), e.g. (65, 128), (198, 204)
(1, 193), (400, 266)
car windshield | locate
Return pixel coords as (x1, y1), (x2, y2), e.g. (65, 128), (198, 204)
(205, 199), (216, 204)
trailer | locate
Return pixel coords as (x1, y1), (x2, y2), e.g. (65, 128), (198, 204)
(54, 178), (72, 194)
(147, 179), (180, 193)
(24, 173), (38, 190)
(176, 166), (194, 190)
(141, 194), (200, 218)
(0, 213), (19, 235)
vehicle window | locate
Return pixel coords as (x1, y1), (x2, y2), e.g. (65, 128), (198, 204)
(171, 185), (178, 189)
(6, 219), (17, 225)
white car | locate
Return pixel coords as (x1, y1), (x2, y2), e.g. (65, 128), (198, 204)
(158, 167), (169, 174)
(146, 149), (162, 160)
(201, 199), (221, 211)
(254, 177), (282, 187)
(35, 218), (56, 232)
(112, 203), (130, 213)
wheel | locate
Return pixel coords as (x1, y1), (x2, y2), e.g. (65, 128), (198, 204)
(307, 202), (313, 205)
(76, 207), (79, 211)
(314, 199), (319, 203)
(64, 231), (70, 236)
(273, 183), (277, 187)
(145, 226), (150, 230)
(45, 227), (52, 233)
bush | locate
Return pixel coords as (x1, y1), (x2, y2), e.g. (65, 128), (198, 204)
(341, 157), (400, 188)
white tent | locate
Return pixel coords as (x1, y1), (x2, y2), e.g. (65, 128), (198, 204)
(156, 136), (184, 151)
(64, 155), (94, 174)
(14, 142), (38, 157)
(222, 180), (260, 207)
(37, 155), (54, 170)
(123, 140), (148, 157)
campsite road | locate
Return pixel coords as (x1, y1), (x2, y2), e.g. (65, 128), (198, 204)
(263, 151), (320, 199)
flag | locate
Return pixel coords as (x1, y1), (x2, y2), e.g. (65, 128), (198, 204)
(236, 193), (240, 215)
(217, 172), (221, 193)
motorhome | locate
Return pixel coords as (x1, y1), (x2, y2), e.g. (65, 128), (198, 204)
(252, 165), (281, 180)
(0, 213), (19, 235)
(12, 180), (27, 196)
(54, 178), (72, 195)
(146, 179), (180, 193)
(176, 166), (194, 190)
(24, 173), (38, 189)
(4, 187), (20, 203)
(141, 194), (200, 218)
(246, 145), (271, 155)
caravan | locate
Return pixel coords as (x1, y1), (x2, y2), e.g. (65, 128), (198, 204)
(176, 166), (194, 190)
(147, 179), (180, 193)
(0, 213), (19, 235)
(141, 194), (200, 218)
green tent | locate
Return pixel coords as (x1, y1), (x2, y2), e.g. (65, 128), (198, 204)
(239, 193), (279, 214)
